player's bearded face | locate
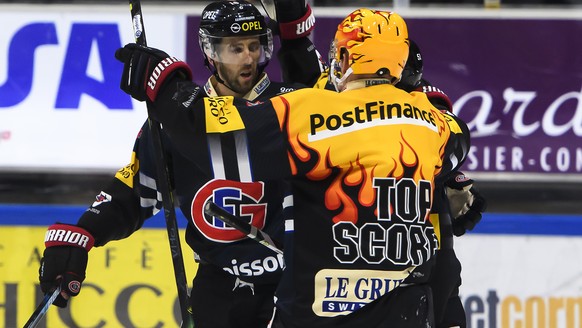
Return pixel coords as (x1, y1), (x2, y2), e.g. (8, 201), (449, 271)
(215, 37), (261, 95)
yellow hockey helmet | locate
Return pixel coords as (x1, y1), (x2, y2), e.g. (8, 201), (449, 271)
(329, 9), (409, 90)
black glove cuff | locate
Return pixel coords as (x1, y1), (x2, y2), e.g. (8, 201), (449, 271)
(422, 85), (453, 113)
(445, 171), (474, 190)
(45, 223), (95, 252)
(145, 58), (192, 102)
(278, 5), (315, 39)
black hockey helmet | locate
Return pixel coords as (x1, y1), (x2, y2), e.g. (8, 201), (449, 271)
(396, 39), (423, 92)
(199, 1), (273, 76)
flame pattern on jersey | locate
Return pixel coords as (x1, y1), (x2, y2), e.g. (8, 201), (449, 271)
(272, 85), (452, 226)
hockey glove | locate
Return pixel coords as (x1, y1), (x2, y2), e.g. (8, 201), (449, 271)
(260, 0), (315, 39)
(445, 172), (488, 236)
(445, 171), (474, 218)
(452, 187), (487, 236)
(115, 43), (192, 102)
(39, 223), (95, 307)
(422, 85), (453, 113)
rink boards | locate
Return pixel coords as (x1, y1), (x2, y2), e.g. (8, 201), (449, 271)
(0, 205), (196, 327)
(1, 205), (581, 327)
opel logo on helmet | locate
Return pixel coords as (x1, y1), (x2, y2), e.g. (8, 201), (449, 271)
(230, 23), (241, 33)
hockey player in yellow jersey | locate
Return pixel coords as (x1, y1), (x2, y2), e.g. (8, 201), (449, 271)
(115, 8), (471, 328)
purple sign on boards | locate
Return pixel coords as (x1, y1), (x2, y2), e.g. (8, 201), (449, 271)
(186, 15), (582, 180)
(407, 18), (582, 178)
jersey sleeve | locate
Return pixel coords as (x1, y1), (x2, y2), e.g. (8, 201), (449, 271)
(278, 36), (327, 87)
(77, 122), (165, 246)
(436, 111), (471, 184)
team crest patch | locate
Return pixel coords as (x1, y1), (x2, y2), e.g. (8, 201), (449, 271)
(92, 191), (112, 207)
(192, 179), (267, 243)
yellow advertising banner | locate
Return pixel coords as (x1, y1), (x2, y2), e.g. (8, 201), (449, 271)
(0, 226), (197, 328)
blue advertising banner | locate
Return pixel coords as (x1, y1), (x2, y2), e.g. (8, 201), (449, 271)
(1, 204), (581, 235)
(0, 8), (186, 172)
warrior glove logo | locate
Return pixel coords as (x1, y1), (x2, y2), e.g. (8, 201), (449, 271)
(44, 224), (95, 252)
(145, 56), (192, 102)
(147, 57), (182, 90)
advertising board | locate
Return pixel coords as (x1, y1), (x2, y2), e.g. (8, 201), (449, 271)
(0, 7), (185, 172)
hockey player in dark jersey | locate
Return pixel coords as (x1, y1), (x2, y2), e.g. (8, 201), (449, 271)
(397, 39), (487, 328)
(113, 9), (472, 328)
(37, 1), (322, 327)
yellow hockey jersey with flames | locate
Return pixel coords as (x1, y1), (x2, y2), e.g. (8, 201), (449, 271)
(152, 79), (470, 327)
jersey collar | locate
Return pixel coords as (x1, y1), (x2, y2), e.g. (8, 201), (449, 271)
(343, 78), (392, 91)
(203, 73), (271, 101)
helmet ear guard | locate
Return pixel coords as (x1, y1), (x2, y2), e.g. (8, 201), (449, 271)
(329, 9), (409, 91)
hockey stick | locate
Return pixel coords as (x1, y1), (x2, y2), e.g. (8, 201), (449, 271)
(127, 2), (193, 327)
(204, 201), (283, 255)
(23, 286), (61, 328)
(259, 0), (277, 21)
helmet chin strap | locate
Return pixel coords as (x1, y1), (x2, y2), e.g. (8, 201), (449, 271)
(219, 80), (245, 96)
(334, 67), (353, 92)
(209, 59), (245, 96)
(206, 58), (227, 85)
(205, 55), (268, 97)
(214, 71), (236, 93)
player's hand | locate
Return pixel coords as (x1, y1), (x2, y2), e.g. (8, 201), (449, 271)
(260, 0), (315, 39)
(422, 85), (453, 112)
(115, 43), (192, 102)
(39, 224), (95, 307)
(445, 172), (487, 236)
(452, 187), (487, 236)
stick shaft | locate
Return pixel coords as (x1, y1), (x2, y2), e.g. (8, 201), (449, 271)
(23, 287), (61, 328)
(204, 202), (283, 255)
(128, 1), (193, 327)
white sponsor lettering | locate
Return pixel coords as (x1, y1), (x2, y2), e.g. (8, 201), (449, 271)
(202, 10), (218, 20)
(454, 86), (582, 138)
(465, 146), (582, 172)
(147, 57), (180, 90)
(45, 228), (90, 248)
(295, 12), (315, 36)
(223, 253), (285, 277)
